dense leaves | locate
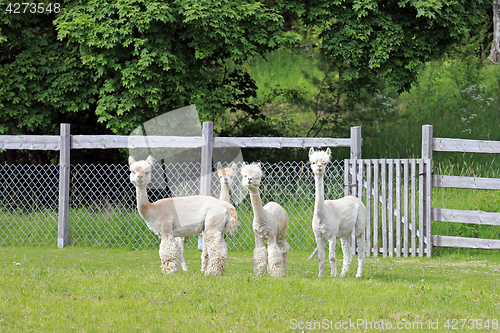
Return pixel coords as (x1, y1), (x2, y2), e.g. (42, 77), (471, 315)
(0, 4), (97, 136)
(276, 0), (490, 95)
(55, 0), (287, 133)
(0, 0), (491, 154)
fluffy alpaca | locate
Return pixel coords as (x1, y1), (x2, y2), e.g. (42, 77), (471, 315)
(217, 162), (237, 202)
(196, 162), (238, 272)
(129, 156), (239, 276)
(241, 162), (289, 277)
(309, 147), (367, 278)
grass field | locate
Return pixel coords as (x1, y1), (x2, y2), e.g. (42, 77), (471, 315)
(2, 246), (500, 332)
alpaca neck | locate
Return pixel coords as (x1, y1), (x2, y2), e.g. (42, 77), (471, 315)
(135, 184), (163, 235)
(135, 184), (157, 231)
(136, 184), (150, 209)
(314, 173), (326, 217)
(220, 185), (230, 202)
(247, 187), (266, 221)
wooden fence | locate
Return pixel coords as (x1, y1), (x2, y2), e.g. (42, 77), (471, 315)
(2, 123), (499, 254)
(345, 124), (500, 257)
(425, 124), (500, 250)
(0, 123), (362, 248)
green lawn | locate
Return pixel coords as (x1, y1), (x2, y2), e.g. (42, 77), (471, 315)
(2, 246), (500, 332)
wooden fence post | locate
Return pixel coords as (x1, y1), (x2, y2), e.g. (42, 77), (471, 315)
(421, 125), (433, 257)
(199, 122), (214, 249)
(350, 126), (362, 160)
(421, 125), (433, 160)
(350, 126), (362, 254)
(57, 123), (70, 248)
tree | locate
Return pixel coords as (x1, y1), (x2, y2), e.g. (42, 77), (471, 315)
(489, 0), (500, 63)
(275, 0), (490, 95)
(0, 3), (114, 163)
(1, 0), (294, 163)
(1, 0), (292, 135)
(55, 0), (292, 134)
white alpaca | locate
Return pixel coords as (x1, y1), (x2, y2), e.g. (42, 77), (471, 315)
(196, 162), (238, 272)
(217, 162), (237, 202)
(129, 156), (239, 276)
(309, 147), (366, 278)
(241, 163), (289, 277)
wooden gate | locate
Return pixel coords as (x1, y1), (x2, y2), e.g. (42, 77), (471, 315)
(345, 158), (432, 257)
(346, 124), (500, 257)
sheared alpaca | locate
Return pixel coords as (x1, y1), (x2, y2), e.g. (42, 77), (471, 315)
(241, 162), (289, 277)
(309, 147), (366, 278)
(129, 156), (239, 276)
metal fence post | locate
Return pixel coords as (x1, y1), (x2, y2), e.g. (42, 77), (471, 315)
(58, 123), (71, 248)
(199, 122), (214, 249)
(421, 125), (433, 257)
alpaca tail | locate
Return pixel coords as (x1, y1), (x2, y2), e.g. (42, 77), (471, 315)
(221, 201), (239, 234)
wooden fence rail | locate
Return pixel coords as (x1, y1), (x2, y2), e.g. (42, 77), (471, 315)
(425, 124), (500, 250)
(3, 123), (499, 253)
(0, 123), (361, 248)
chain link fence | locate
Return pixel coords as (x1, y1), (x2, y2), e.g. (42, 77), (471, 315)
(1, 160), (345, 250)
(0, 164), (59, 246)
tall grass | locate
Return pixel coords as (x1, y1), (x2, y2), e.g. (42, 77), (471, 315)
(246, 48), (323, 101)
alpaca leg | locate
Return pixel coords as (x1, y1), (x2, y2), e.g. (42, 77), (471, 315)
(356, 231), (366, 278)
(308, 247), (318, 260)
(280, 240), (290, 276)
(159, 237), (182, 274)
(200, 232), (209, 272)
(328, 238), (338, 277)
(176, 236), (188, 272)
(205, 230), (227, 276)
(267, 241), (284, 277)
(316, 236), (326, 278)
(253, 246), (268, 276)
(253, 234), (268, 276)
(340, 236), (353, 277)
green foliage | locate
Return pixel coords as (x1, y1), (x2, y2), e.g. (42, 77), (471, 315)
(0, 2), (98, 136)
(54, 0), (291, 134)
(360, 33), (500, 163)
(275, 0), (490, 95)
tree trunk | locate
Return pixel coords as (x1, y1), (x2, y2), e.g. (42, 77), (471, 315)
(489, 0), (500, 63)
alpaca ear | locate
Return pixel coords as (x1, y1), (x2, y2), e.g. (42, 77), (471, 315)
(128, 156), (136, 166)
(326, 148), (332, 157)
(217, 162), (223, 171)
(257, 162), (261, 168)
(242, 162), (247, 167)
(309, 147), (315, 157)
(146, 155), (156, 166)
(230, 162), (237, 171)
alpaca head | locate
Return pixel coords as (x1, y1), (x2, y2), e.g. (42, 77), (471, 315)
(217, 162), (237, 188)
(309, 147), (331, 176)
(241, 162), (263, 189)
(129, 155), (156, 187)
